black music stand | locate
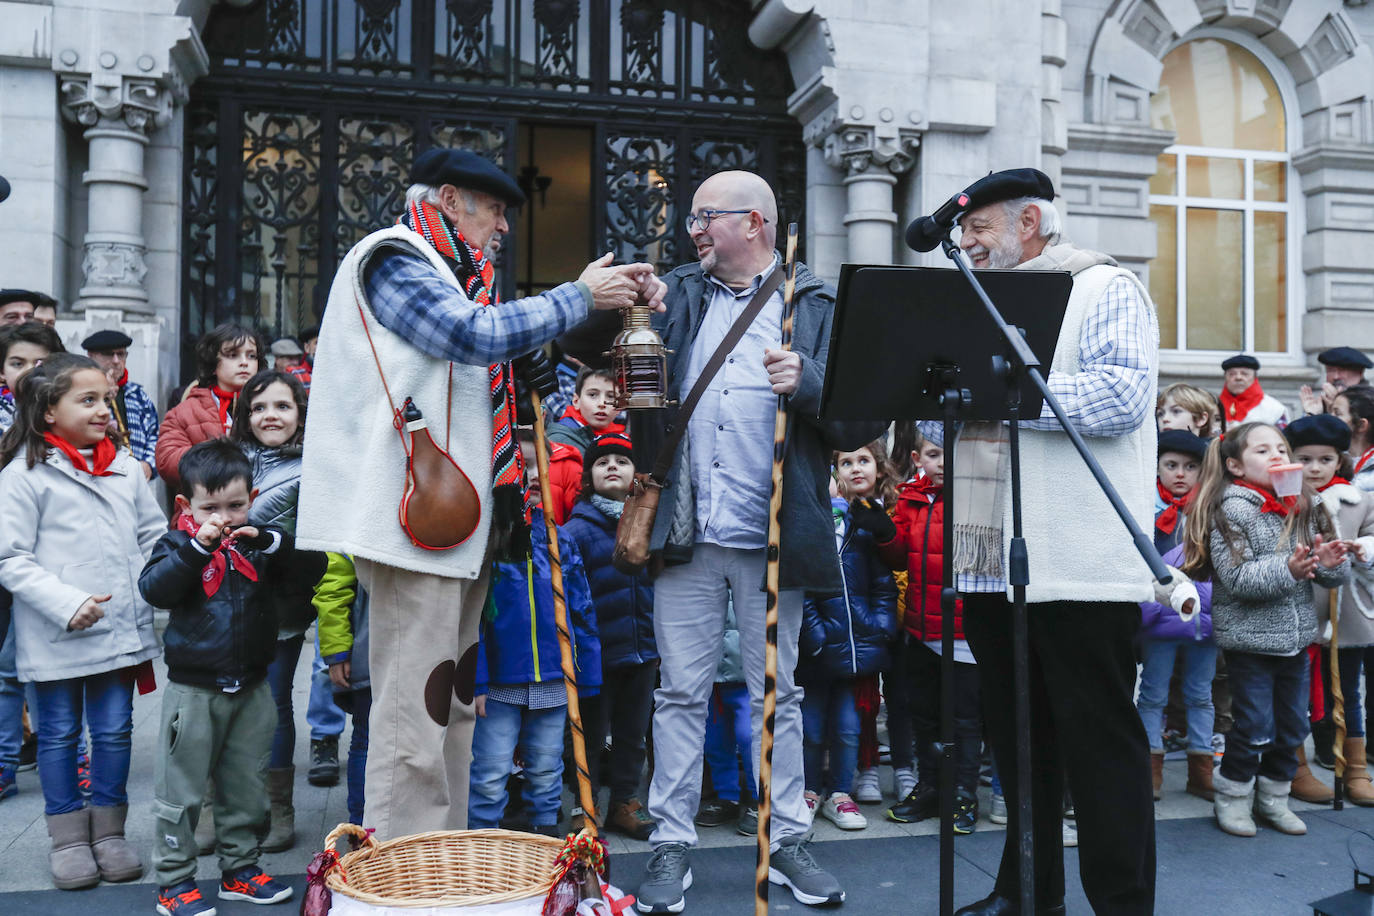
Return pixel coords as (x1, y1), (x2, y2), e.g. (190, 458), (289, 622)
(821, 257), (1171, 916)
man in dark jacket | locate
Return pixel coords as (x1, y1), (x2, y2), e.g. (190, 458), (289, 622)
(140, 440), (295, 914)
(632, 170), (883, 913)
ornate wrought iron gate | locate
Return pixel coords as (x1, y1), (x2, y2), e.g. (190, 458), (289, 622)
(183, 0), (805, 375)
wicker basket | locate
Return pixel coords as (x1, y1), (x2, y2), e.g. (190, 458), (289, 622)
(323, 823), (564, 913)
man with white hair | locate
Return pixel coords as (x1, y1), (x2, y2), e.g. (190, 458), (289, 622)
(299, 148), (665, 838)
(914, 169), (1159, 916)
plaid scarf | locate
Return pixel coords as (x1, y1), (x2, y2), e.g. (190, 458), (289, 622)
(400, 200), (527, 559)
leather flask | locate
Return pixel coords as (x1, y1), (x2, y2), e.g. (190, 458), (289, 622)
(398, 398), (481, 550)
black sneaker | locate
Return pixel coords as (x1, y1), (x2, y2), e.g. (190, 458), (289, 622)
(953, 790), (978, 835)
(156, 881), (217, 916)
(218, 865), (293, 904)
(307, 737), (340, 787)
(693, 797), (739, 828)
(886, 782), (938, 823)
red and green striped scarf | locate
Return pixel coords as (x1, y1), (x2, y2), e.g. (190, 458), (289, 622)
(400, 199), (527, 558)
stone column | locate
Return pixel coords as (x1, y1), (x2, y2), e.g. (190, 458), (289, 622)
(823, 123), (918, 264)
(59, 74), (171, 314)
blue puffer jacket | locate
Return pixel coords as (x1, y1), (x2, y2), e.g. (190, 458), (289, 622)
(799, 501), (899, 680)
(476, 511), (601, 697)
(561, 500), (657, 669)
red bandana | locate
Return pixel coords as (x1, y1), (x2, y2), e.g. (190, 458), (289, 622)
(116, 369), (128, 389)
(1357, 448), (1374, 476)
(43, 432), (117, 476)
(1220, 380), (1265, 423)
(905, 474), (942, 503)
(1232, 478), (1292, 515)
(1319, 476), (1352, 492)
(1155, 479), (1194, 535)
(176, 513), (258, 597)
(210, 386), (237, 434)
(560, 404), (626, 439)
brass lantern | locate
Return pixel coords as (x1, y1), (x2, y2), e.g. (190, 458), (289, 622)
(611, 304), (669, 410)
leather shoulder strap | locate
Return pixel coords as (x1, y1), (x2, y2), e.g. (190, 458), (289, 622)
(649, 267), (782, 482)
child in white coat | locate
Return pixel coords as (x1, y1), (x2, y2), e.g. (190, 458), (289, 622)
(0, 354), (165, 890)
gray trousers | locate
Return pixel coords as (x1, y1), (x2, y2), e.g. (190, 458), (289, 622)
(647, 543), (807, 848)
(151, 680), (275, 886)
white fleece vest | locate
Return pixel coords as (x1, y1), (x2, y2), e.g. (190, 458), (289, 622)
(1008, 262), (1159, 603)
(297, 226), (494, 579)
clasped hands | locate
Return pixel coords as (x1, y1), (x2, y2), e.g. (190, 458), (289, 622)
(1288, 534), (1349, 581)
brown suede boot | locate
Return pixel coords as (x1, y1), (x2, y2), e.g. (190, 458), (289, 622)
(1185, 752), (1215, 802)
(89, 804), (143, 882)
(1344, 737), (1374, 806)
(607, 797), (656, 841)
(46, 808), (99, 890)
(1150, 750), (1164, 800)
(1292, 744), (1334, 804)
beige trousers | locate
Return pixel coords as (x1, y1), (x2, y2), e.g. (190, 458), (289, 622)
(355, 558), (488, 839)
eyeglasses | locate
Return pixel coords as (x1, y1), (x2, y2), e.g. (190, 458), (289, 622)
(684, 209), (766, 232)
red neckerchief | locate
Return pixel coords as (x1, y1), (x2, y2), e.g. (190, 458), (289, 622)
(1220, 380), (1265, 422)
(1356, 448), (1374, 475)
(116, 369), (129, 389)
(560, 404), (627, 438)
(902, 474), (942, 504)
(1319, 476), (1352, 492)
(1232, 478), (1291, 515)
(1155, 478), (1194, 535)
(43, 432), (117, 476)
(210, 386), (236, 433)
(176, 513), (258, 597)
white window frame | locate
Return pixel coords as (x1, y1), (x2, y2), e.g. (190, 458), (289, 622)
(1151, 29), (1305, 372)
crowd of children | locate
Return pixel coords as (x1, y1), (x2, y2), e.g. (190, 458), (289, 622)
(4, 313), (1374, 914)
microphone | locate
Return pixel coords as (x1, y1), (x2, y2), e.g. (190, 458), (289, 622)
(0, 175), (9, 203)
(904, 190), (971, 252)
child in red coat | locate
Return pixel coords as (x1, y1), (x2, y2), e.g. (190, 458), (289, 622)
(873, 435), (982, 833)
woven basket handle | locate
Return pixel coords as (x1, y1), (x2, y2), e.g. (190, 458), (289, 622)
(324, 822), (375, 856)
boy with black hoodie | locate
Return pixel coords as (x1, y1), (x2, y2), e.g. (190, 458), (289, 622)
(139, 440), (294, 916)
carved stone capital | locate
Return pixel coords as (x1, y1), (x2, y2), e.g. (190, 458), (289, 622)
(822, 124), (921, 176)
(59, 74), (173, 134)
(81, 242), (149, 293)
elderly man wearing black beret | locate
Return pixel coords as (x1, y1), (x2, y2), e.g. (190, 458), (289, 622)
(1219, 353), (1287, 429)
(83, 329), (159, 480)
(1301, 346), (1374, 416)
(297, 147), (666, 839)
(914, 168), (1159, 916)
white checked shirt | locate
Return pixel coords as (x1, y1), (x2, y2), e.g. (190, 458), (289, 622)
(921, 273), (1155, 593)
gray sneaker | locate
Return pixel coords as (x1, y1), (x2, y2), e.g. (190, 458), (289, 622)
(635, 842), (692, 913)
(769, 835), (845, 905)
(736, 804), (759, 836)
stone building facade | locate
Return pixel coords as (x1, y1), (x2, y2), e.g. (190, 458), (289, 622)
(2, 0), (1373, 411)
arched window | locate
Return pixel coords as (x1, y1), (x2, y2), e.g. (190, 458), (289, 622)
(1148, 38), (1293, 355)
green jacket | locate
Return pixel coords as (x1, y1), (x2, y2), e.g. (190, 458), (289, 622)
(314, 552), (370, 691)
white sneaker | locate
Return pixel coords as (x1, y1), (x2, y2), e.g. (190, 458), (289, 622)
(804, 790), (821, 825)
(820, 792), (868, 830)
(893, 767), (917, 801)
(990, 793), (1008, 825)
(1062, 820), (1077, 847)
(853, 768), (882, 804)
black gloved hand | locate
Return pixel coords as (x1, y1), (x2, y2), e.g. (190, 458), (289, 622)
(512, 348), (560, 402)
(849, 497), (896, 543)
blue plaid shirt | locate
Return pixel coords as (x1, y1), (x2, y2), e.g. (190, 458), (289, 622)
(364, 250), (594, 366)
(920, 274), (1156, 593)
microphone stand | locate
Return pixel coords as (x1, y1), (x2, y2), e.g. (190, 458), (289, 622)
(931, 234), (1171, 916)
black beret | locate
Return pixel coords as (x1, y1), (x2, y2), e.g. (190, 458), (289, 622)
(1286, 414), (1352, 453)
(1318, 346), (1374, 370)
(959, 168), (1055, 215)
(1157, 429), (1208, 460)
(0, 289), (56, 308)
(82, 329), (133, 351)
(411, 149), (526, 208)
(1221, 354), (1260, 371)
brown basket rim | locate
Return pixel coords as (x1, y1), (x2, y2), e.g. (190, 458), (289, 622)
(323, 825), (565, 908)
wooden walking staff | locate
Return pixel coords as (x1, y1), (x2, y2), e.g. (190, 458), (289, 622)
(1331, 590), (1347, 809)
(755, 221), (799, 916)
(529, 391), (604, 900)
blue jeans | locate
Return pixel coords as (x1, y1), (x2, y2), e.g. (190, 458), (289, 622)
(1136, 639), (1217, 753)
(1219, 649), (1309, 785)
(1340, 646), (1374, 739)
(468, 699), (565, 828)
(704, 682), (755, 804)
(346, 689), (371, 825)
(801, 676), (860, 797)
(32, 671), (133, 814)
(0, 618), (22, 767)
(267, 635), (348, 767)
(308, 640), (346, 741)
